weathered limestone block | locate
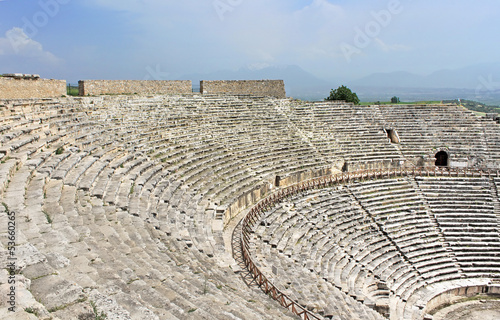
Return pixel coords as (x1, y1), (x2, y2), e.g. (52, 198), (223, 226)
(200, 80), (286, 98)
(78, 80), (192, 96)
(29, 275), (86, 311)
(0, 77), (66, 99)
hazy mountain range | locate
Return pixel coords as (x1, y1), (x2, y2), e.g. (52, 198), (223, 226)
(350, 63), (500, 90)
(181, 63), (500, 103)
(349, 63), (500, 104)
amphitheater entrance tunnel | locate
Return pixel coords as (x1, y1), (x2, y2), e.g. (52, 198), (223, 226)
(435, 151), (449, 167)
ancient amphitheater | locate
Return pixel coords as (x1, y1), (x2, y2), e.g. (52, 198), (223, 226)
(1, 79), (500, 320)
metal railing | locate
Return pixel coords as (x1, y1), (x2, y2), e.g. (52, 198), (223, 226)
(239, 166), (499, 319)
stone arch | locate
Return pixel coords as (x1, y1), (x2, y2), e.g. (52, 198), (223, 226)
(435, 150), (449, 167)
(342, 162), (349, 173)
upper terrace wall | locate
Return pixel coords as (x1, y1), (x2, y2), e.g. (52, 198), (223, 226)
(200, 80), (286, 98)
(0, 75), (66, 99)
(78, 80), (192, 96)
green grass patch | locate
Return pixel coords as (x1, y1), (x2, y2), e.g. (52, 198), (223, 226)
(67, 86), (79, 96)
(472, 111), (487, 116)
(43, 210), (52, 224)
(444, 99), (500, 114)
(1, 155), (11, 164)
(24, 307), (40, 316)
(91, 301), (107, 320)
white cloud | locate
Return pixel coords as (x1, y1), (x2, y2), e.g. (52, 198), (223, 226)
(0, 27), (61, 65)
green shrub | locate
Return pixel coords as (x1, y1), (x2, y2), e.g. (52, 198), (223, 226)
(325, 85), (360, 105)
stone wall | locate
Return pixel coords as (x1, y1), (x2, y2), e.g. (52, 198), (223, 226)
(200, 80), (286, 98)
(223, 166), (339, 225)
(0, 76), (66, 99)
(78, 80), (192, 96)
(425, 283), (500, 315)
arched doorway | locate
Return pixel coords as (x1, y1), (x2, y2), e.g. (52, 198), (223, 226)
(342, 162), (348, 173)
(275, 175), (281, 187)
(435, 151), (449, 167)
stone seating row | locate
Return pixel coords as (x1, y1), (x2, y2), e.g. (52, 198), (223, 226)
(347, 177), (463, 294)
(416, 177), (500, 273)
(3, 154), (294, 320)
(2, 95), (500, 319)
(78, 96), (362, 316)
(0, 96), (306, 319)
(376, 104), (493, 164)
(92, 98), (324, 212)
(251, 187), (418, 315)
(283, 102), (403, 167)
(249, 175), (500, 319)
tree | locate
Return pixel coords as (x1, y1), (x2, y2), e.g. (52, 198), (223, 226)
(326, 85), (360, 105)
(391, 96), (400, 104)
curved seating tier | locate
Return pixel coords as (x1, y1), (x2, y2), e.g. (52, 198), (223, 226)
(377, 104), (492, 166)
(249, 175), (500, 319)
(1, 96), (500, 319)
(1, 96), (314, 320)
(284, 102), (404, 169)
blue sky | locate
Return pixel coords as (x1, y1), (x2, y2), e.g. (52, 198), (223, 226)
(0, 0), (499, 84)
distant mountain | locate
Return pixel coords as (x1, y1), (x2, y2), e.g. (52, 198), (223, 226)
(180, 63), (500, 102)
(350, 63), (500, 89)
(180, 65), (332, 99)
(350, 71), (423, 88)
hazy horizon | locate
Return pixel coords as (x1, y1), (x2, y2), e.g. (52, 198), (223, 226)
(1, 0), (499, 88)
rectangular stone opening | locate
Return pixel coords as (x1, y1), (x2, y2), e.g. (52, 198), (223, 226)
(386, 129), (400, 144)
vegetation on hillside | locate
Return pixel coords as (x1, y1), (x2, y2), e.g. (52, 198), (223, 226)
(325, 85), (360, 105)
(443, 99), (500, 114)
(359, 100), (441, 106)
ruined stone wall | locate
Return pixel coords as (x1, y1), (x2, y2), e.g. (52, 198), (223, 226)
(78, 80), (192, 96)
(223, 166), (339, 225)
(0, 77), (66, 99)
(425, 284), (500, 314)
(200, 80), (286, 98)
